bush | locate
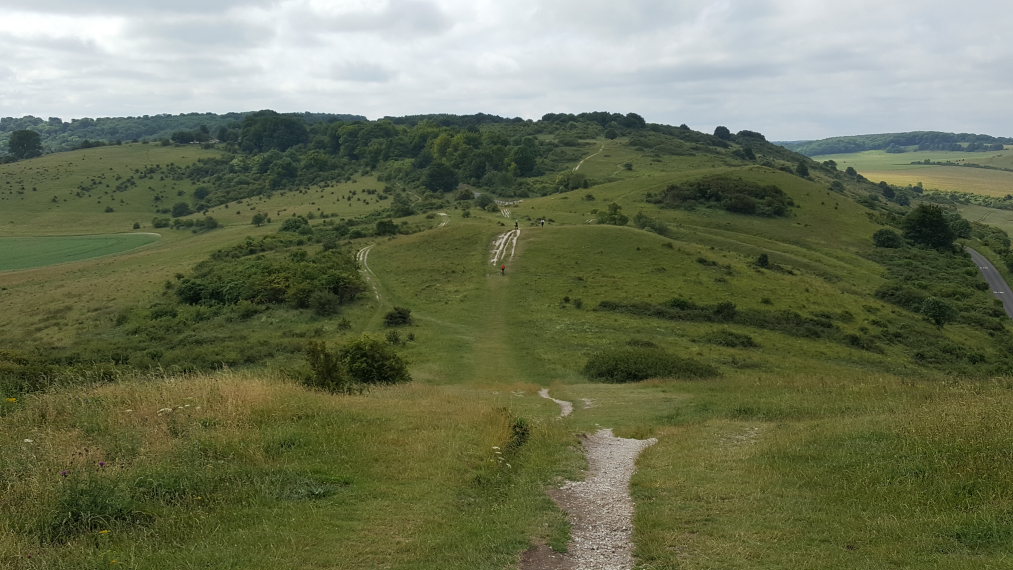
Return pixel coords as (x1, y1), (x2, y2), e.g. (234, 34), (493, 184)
(583, 346), (718, 383)
(308, 291), (342, 316)
(701, 330), (759, 348)
(339, 336), (411, 385)
(301, 341), (355, 393)
(647, 174), (794, 217)
(873, 228), (904, 248)
(384, 306), (412, 327)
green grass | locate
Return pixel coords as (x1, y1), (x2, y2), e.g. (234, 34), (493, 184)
(0, 233), (160, 271)
(3, 133), (1013, 568)
(0, 371), (581, 569)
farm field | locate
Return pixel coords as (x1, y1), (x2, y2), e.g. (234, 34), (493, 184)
(0, 233), (160, 271)
(820, 149), (1013, 196)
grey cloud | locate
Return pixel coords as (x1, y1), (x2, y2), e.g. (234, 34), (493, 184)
(330, 61), (397, 83)
(1, 0), (274, 15)
(295, 0), (451, 36)
(124, 16), (269, 51)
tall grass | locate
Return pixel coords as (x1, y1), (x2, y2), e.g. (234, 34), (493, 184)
(0, 370), (580, 569)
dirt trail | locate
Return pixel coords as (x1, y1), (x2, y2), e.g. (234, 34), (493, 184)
(490, 229), (520, 266)
(524, 391), (657, 570)
(539, 388), (573, 417)
(355, 245), (381, 301)
(436, 212), (449, 227)
(574, 142), (606, 172)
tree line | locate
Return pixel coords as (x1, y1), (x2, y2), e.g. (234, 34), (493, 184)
(781, 131), (1013, 156)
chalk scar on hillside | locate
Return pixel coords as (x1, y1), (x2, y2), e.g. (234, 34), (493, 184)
(573, 141), (605, 172)
(355, 245), (381, 301)
(490, 229), (519, 266)
(436, 212), (449, 228)
(539, 388), (573, 418)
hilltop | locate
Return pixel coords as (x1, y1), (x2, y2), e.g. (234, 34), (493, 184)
(0, 111), (365, 156)
(779, 130), (1013, 156)
(3, 113), (1013, 568)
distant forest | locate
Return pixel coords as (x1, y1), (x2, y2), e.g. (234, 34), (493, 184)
(0, 111), (365, 155)
(779, 131), (1013, 156)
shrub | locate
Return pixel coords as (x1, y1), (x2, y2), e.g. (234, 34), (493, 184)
(339, 336), (411, 385)
(583, 346), (718, 383)
(301, 341), (355, 394)
(873, 228), (904, 248)
(701, 330), (759, 348)
(647, 174), (793, 217)
(308, 291), (342, 316)
(921, 296), (958, 327)
(384, 306), (413, 327)
(280, 216), (310, 233)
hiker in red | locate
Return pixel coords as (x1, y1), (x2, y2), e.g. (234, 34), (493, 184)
(500, 264), (506, 275)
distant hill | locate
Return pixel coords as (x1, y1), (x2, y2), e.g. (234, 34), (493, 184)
(779, 131), (1013, 156)
(0, 111), (366, 156)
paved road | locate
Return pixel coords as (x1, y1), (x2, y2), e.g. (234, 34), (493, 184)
(966, 246), (1013, 318)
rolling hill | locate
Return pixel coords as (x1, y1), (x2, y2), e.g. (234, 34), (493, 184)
(2, 114), (1013, 569)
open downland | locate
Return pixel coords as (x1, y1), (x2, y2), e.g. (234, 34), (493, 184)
(0, 233), (160, 271)
(6, 133), (1013, 569)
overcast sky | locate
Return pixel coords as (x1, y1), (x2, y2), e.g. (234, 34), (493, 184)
(1, 0), (1010, 140)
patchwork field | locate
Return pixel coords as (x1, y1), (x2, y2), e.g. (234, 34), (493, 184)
(820, 149), (1013, 197)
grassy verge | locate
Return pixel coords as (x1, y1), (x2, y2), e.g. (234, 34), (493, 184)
(0, 370), (580, 569)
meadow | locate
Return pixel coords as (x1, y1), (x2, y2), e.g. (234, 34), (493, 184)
(3, 128), (1013, 569)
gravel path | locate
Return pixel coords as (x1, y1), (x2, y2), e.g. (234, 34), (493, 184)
(523, 391), (657, 570)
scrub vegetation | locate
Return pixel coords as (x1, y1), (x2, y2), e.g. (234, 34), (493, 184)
(2, 112), (1013, 568)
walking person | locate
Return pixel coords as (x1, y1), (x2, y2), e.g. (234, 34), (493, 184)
(500, 264), (506, 275)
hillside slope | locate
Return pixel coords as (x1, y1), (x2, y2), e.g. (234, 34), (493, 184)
(3, 114), (1013, 568)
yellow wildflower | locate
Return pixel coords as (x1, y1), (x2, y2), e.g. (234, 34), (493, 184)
(5, 398), (15, 403)
(98, 530), (110, 535)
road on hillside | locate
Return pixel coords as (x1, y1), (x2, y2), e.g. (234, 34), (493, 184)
(966, 247), (1013, 318)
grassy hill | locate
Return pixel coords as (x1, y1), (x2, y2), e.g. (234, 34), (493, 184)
(3, 117), (1013, 568)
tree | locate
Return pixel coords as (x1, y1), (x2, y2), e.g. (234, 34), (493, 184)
(872, 228), (904, 248)
(239, 110), (309, 153)
(422, 161), (459, 192)
(598, 202), (628, 226)
(795, 160), (810, 177)
(375, 219), (398, 235)
(713, 126), (732, 140)
(171, 202), (193, 217)
(921, 297), (957, 327)
(8, 130), (42, 159)
(902, 204), (955, 249)
(252, 212), (268, 226)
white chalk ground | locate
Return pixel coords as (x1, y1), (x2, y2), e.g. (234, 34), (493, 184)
(532, 390), (657, 570)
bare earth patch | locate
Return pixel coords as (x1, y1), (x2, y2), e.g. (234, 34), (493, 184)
(539, 388), (573, 417)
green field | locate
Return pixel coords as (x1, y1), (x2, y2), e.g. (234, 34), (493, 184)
(0, 233), (160, 271)
(1, 126), (1013, 568)
(820, 149), (1013, 196)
